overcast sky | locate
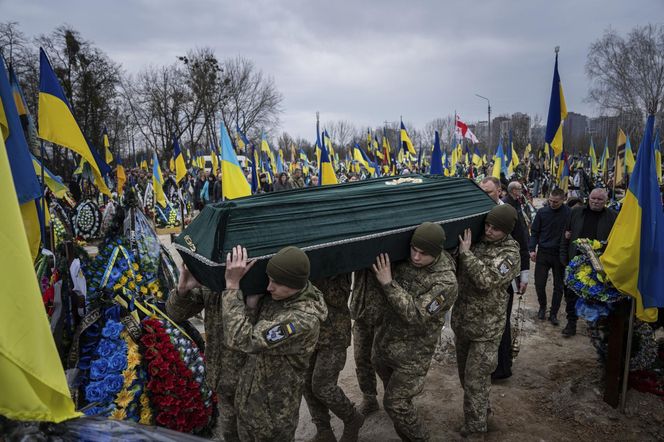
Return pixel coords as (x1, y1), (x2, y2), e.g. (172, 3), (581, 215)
(3, 0), (662, 141)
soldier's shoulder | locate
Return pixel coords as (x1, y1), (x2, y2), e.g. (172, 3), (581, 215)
(428, 251), (456, 273)
(501, 237), (521, 254)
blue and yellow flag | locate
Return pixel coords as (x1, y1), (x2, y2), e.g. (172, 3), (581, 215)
(38, 48), (111, 196)
(152, 151), (167, 208)
(0, 133), (80, 423)
(400, 121), (416, 155)
(319, 135), (337, 186)
(30, 154), (69, 198)
(559, 152), (570, 192)
(103, 127), (113, 164)
(589, 138), (598, 175)
(0, 55), (43, 260)
(220, 123), (251, 199)
(600, 115), (664, 322)
(236, 126), (249, 153)
(430, 131), (443, 175)
(545, 51), (568, 157)
(250, 144), (260, 193)
(472, 146), (483, 167)
(352, 143), (375, 175)
(625, 135), (636, 175)
(210, 142), (220, 176)
(492, 141), (505, 179)
(172, 135), (187, 183)
(116, 158), (126, 197)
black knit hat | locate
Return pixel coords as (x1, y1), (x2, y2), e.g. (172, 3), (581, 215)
(410, 222), (446, 257)
(266, 246), (310, 289)
(485, 204), (517, 234)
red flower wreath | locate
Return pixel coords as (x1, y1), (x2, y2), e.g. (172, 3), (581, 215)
(141, 319), (213, 433)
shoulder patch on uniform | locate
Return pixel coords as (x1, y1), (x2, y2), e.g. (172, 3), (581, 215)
(426, 295), (444, 315)
(264, 322), (297, 344)
(498, 258), (513, 276)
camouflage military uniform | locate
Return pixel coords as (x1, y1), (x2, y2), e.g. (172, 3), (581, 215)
(222, 282), (328, 442)
(166, 287), (246, 442)
(372, 252), (458, 441)
(349, 269), (385, 397)
(451, 236), (520, 433)
(303, 274), (356, 431)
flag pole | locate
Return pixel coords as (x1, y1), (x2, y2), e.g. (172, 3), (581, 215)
(619, 297), (635, 412)
(612, 132), (619, 200)
(39, 139), (47, 250)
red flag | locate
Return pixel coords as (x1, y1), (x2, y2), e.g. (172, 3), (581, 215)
(455, 115), (479, 143)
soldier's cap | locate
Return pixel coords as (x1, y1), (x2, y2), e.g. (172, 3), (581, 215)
(411, 222), (446, 257)
(485, 204), (517, 234)
(266, 246), (310, 290)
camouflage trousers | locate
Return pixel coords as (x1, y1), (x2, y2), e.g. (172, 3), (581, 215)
(216, 347), (247, 442)
(373, 357), (429, 442)
(455, 335), (501, 433)
(352, 319), (378, 396)
(303, 345), (356, 429)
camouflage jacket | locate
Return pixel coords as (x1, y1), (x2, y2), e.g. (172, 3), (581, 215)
(165, 287), (246, 393)
(374, 252), (458, 374)
(312, 274), (352, 349)
(292, 176), (306, 188)
(349, 268), (385, 325)
(451, 235), (521, 341)
(222, 282), (328, 433)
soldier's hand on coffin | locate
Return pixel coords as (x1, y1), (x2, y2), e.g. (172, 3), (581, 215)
(458, 228), (472, 253)
(372, 253), (392, 286)
(177, 263), (202, 294)
(225, 245), (257, 289)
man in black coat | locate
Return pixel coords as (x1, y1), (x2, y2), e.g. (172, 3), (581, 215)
(559, 188), (617, 336)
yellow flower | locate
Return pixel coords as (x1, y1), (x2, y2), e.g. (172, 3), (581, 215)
(139, 408), (152, 425)
(110, 407), (127, 421)
(128, 281), (136, 290)
(135, 274), (143, 282)
(591, 240), (602, 250)
(140, 286), (148, 295)
(132, 263), (139, 271)
(113, 284), (122, 291)
(119, 276), (128, 285)
(122, 368), (138, 387)
(140, 392), (150, 407)
(126, 349), (141, 369)
(156, 291), (163, 299)
(115, 389), (135, 409)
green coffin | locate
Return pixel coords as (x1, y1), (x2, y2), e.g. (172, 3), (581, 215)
(174, 175), (495, 293)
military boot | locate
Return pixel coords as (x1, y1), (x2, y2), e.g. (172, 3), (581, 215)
(308, 427), (337, 442)
(339, 409), (365, 442)
(358, 395), (379, 415)
(548, 314), (559, 326)
(562, 321), (576, 337)
(537, 307), (546, 320)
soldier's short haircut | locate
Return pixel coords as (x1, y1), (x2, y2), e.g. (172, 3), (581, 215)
(550, 188), (565, 198)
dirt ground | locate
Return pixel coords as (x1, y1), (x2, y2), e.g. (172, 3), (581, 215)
(161, 231), (664, 442)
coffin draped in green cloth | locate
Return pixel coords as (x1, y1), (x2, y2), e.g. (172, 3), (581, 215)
(174, 175), (496, 293)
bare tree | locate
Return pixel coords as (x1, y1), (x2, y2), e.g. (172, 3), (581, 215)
(326, 120), (356, 150)
(586, 24), (664, 116)
(220, 56), (283, 139)
(424, 117), (454, 150)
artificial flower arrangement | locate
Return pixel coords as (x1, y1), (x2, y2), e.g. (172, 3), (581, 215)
(155, 202), (181, 229)
(564, 238), (624, 321)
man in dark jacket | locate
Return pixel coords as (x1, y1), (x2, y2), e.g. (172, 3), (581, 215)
(529, 188), (570, 323)
(559, 188), (617, 336)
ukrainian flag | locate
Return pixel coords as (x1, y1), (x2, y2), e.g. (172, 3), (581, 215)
(103, 127), (113, 164)
(600, 115), (664, 322)
(319, 134), (337, 186)
(492, 141), (505, 179)
(0, 55), (43, 260)
(236, 125), (250, 153)
(38, 49), (111, 196)
(173, 135), (187, 183)
(472, 146), (483, 167)
(559, 152), (570, 192)
(625, 135), (636, 175)
(400, 121), (416, 155)
(116, 158), (126, 196)
(430, 131), (443, 175)
(352, 144), (375, 175)
(0, 133), (80, 423)
(152, 151), (167, 208)
(545, 51), (568, 157)
(30, 154), (69, 198)
(210, 142), (220, 176)
(251, 145), (260, 193)
(589, 138), (598, 175)
(220, 123), (251, 199)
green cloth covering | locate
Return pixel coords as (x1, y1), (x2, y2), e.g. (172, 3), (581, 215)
(174, 175), (496, 293)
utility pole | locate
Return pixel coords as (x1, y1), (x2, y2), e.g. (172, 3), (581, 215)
(476, 94), (491, 151)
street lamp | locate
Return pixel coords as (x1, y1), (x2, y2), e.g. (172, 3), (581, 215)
(475, 94), (491, 150)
